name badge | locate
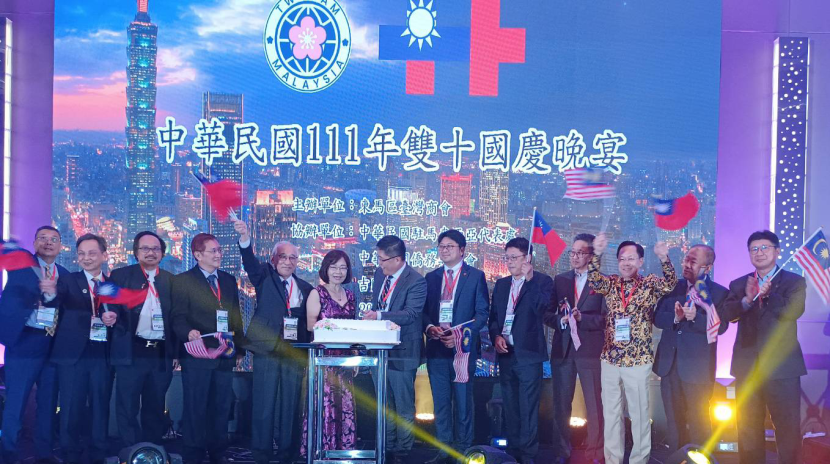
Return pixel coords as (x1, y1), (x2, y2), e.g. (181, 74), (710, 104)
(502, 314), (515, 337)
(151, 308), (165, 332)
(216, 310), (229, 333)
(615, 317), (631, 342)
(439, 301), (453, 324)
(90, 317), (107, 341)
(36, 306), (56, 328)
(284, 317), (298, 341)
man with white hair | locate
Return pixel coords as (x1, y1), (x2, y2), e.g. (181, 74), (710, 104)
(234, 220), (314, 464)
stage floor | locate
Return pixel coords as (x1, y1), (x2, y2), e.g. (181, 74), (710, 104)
(15, 439), (781, 464)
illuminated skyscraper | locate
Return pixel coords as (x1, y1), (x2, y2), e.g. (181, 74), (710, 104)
(251, 190), (296, 262)
(200, 92), (244, 275)
(478, 170), (508, 226)
(125, 0), (158, 235)
(66, 154), (80, 191)
(440, 173), (472, 219)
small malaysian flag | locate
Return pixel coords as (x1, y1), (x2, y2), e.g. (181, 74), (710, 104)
(184, 332), (228, 359)
(450, 320), (475, 383)
(563, 168), (616, 200)
(793, 228), (830, 305)
(689, 274), (721, 344)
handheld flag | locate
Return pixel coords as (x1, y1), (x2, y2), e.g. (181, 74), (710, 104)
(184, 332), (230, 359)
(689, 273), (721, 344)
(450, 320), (475, 383)
(0, 240), (37, 271)
(531, 211), (567, 266)
(793, 228), (830, 305)
(652, 192), (700, 230)
(563, 168), (616, 200)
(95, 282), (149, 308)
(192, 170), (242, 222)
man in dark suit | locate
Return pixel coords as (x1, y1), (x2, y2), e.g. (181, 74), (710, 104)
(171, 233), (245, 464)
(542, 233), (606, 464)
(362, 235), (427, 464)
(722, 230), (806, 464)
(233, 220), (313, 464)
(51, 234), (118, 464)
(422, 230), (489, 464)
(109, 231), (178, 448)
(489, 237), (553, 464)
(0, 226), (67, 464)
(653, 245), (729, 454)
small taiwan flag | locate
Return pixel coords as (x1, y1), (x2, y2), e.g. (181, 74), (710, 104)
(652, 192), (700, 231)
(0, 240), (37, 271)
(192, 170), (242, 222)
(95, 281), (149, 308)
(531, 210), (567, 266)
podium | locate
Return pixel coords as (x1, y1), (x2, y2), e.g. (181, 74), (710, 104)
(295, 342), (397, 464)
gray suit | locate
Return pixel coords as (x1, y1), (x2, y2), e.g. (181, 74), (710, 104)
(371, 265), (427, 455)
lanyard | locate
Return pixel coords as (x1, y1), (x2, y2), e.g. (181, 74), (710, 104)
(87, 274), (104, 317)
(509, 279), (524, 311)
(619, 279), (639, 310)
(443, 268), (461, 298)
(284, 278), (294, 317)
(140, 266), (159, 299)
(381, 276), (400, 305)
(209, 277), (222, 308)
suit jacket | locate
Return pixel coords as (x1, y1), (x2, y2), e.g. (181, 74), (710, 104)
(0, 255), (69, 347)
(721, 269), (807, 381)
(108, 264), (178, 369)
(489, 272), (553, 366)
(422, 263), (490, 359)
(653, 277), (729, 384)
(171, 266), (244, 370)
(50, 271), (111, 366)
(372, 265), (427, 371)
(240, 243), (314, 354)
(542, 270), (607, 368)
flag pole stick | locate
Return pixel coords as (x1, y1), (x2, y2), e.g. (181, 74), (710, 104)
(600, 196), (614, 233)
(529, 207), (537, 264)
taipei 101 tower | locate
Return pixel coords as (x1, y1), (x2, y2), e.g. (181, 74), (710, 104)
(125, 0), (158, 235)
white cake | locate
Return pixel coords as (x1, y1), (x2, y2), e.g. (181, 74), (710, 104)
(312, 319), (400, 346)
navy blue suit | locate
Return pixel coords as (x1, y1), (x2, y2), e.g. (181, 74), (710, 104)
(542, 270), (607, 461)
(239, 243), (313, 464)
(171, 266), (244, 464)
(653, 277), (729, 454)
(108, 264), (177, 448)
(0, 259), (67, 462)
(51, 271), (114, 463)
(722, 269), (806, 464)
(422, 263), (489, 457)
(488, 272), (553, 463)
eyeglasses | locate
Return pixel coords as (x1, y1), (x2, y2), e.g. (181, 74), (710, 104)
(749, 245), (777, 255)
(138, 246), (162, 253)
(36, 236), (60, 244)
(568, 251), (590, 258)
(379, 255), (401, 263)
(618, 256), (639, 263)
(330, 266), (349, 272)
(200, 247), (223, 255)
(502, 254), (527, 263)
(277, 253), (299, 263)
(438, 244), (459, 251)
